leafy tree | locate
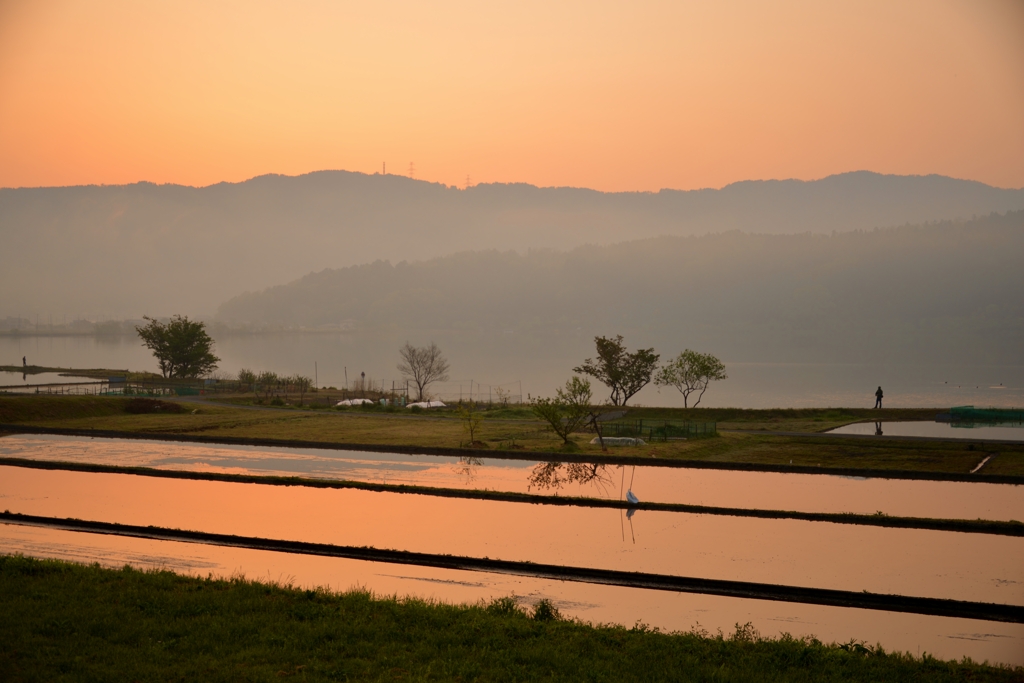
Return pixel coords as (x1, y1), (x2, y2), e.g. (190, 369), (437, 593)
(573, 335), (659, 406)
(397, 342), (450, 401)
(655, 349), (727, 408)
(237, 368), (257, 386)
(135, 315), (220, 379)
(531, 376), (592, 444)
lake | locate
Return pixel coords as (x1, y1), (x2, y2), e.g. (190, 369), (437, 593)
(3, 333), (1024, 409)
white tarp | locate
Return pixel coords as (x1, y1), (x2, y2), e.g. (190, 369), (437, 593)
(589, 436), (646, 446)
(407, 401), (446, 409)
(336, 398), (375, 406)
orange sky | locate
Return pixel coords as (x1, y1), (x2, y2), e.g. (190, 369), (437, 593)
(1, 0), (1023, 191)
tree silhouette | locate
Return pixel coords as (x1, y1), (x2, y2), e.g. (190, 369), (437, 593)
(655, 349), (727, 408)
(574, 335), (659, 406)
(397, 342), (450, 401)
(135, 315), (219, 379)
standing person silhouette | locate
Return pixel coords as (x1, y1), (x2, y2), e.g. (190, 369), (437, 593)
(874, 386), (883, 409)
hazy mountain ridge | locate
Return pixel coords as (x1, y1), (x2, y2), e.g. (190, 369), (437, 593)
(216, 211), (1024, 364)
(3, 170), (1023, 319)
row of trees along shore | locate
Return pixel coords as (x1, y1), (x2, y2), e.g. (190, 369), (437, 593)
(530, 335), (727, 445)
(133, 317), (450, 404)
(573, 335), (727, 408)
(133, 318), (724, 412)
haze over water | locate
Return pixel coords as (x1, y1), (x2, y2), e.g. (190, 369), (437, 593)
(3, 334), (1022, 409)
(3, 1), (1024, 672)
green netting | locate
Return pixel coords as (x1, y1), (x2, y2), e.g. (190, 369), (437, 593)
(602, 419), (717, 442)
(950, 406), (1023, 425)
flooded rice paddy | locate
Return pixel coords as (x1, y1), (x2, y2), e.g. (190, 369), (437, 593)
(2, 434), (1023, 666)
(3, 523), (1021, 665)
(2, 434), (1022, 521)
(827, 420), (1024, 442)
(3, 466), (1022, 606)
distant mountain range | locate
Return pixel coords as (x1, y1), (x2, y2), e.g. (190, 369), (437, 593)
(2, 170), (1023, 318)
(217, 211), (1024, 365)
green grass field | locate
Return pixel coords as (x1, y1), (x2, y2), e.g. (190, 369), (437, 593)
(1, 555), (1019, 682)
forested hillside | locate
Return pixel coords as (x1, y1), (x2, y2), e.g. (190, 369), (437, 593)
(3, 170), (1023, 318)
(217, 212), (1024, 364)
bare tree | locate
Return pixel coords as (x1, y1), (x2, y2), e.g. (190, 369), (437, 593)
(256, 370), (279, 401)
(397, 342), (450, 401)
(457, 401), (483, 446)
(290, 374), (313, 406)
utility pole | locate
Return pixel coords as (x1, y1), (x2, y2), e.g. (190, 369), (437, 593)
(383, 162), (386, 175)
(408, 162), (415, 179)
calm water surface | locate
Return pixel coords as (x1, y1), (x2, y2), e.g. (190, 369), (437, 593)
(1, 524), (1021, 666)
(828, 421), (1024, 442)
(2, 467), (1021, 606)
(3, 334), (1023, 408)
(3, 435), (1021, 521)
(0, 370), (100, 390)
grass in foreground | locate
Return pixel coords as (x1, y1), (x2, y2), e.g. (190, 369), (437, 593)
(1, 555), (1018, 682)
(2, 396), (1021, 477)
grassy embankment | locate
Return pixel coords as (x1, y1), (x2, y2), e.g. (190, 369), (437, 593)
(1, 395), (1020, 477)
(0, 555), (1019, 682)
(219, 396), (941, 433)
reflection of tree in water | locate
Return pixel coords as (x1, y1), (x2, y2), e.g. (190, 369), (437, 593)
(528, 461), (612, 494)
(454, 456), (483, 483)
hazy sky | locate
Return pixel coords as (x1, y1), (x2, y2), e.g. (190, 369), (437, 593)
(1, 0), (1022, 191)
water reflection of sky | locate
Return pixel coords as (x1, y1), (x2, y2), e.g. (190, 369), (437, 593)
(3, 524), (1021, 666)
(828, 421), (1024, 442)
(3, 466), (1022, 607)
(0, 370), (98, 388)
(2, 334), (1023, 408)
(2, 434), (1022, 522)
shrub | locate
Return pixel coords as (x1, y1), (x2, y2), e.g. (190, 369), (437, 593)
(124, 398), (185, 414)
(531, 599), (562, 622)
(486, 596), (522, 617)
